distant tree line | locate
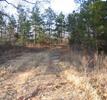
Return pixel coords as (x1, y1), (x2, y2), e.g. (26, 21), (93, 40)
(0, 0), (67, 46)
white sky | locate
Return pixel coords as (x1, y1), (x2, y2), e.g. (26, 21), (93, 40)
(1, 0), (79, 15)
(51, 0), (79, 14)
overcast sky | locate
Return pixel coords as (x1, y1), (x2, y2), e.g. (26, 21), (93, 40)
(1, 0), (79, 15)
(51, 0), (79, 14)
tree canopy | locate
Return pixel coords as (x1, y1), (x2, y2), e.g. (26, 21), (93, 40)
(0, 0), (107, 52)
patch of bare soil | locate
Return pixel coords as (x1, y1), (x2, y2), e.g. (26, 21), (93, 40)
(0, 46), (107, 100)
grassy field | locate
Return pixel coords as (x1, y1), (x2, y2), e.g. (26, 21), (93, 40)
(0, 45), (107, 100)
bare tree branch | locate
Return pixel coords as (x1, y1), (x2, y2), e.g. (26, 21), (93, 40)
(22, 0), (36, 4)
(0, 0), (50, 8)
(0, 0), (50, 18)
(0, 0), (18, 9)
(22, 0), (50, 4)
(0, 10), (11, 19)
(4, 0), (18, 9)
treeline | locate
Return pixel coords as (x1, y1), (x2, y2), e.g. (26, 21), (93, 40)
(68, 0), (107, 53)
(0, 0), (107, 53)
(0, 1), (67, 46)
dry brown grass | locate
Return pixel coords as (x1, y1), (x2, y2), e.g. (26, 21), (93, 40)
(60, 65), (107, 100)
(0, 45), (107, 100)
(1, 67), (107, 100)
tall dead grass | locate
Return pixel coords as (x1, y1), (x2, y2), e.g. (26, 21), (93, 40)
(59, 47), (107, 100)
(68, 47), (107, 73)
